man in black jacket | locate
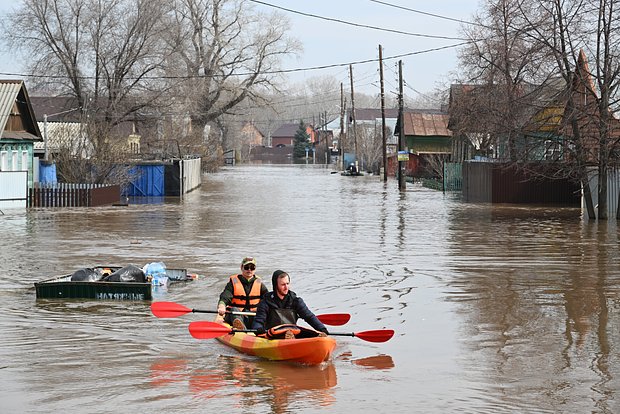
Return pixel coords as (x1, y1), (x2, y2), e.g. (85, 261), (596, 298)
(251, 270), (328, 339)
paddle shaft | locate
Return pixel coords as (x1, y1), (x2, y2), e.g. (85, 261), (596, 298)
(151, 302), (350, 325)
(194, 309), (255, 316)
(188, 321), (393, 342)
(150, 302), (254, 318)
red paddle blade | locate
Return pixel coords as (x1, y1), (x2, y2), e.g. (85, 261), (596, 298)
(354, 329), (394, 343)
(188, 321), (232, 339)
(151, 301), (192, 318)
(317, 313), (351, 326)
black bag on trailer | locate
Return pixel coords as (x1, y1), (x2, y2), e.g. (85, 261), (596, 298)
(102, 265), (146, 283)
(70, 268), (101, 282)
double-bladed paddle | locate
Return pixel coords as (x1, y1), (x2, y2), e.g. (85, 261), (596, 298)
(151, 301), (351, 326)
(188, 321), (394, 343)
(151, 301), (254, 318)
(326, 329), (395, 343)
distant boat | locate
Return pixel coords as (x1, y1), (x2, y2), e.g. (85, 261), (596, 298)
(340, 170), (364, 176)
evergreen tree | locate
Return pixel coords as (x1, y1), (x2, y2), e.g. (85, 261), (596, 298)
(293, 120), (310, 158)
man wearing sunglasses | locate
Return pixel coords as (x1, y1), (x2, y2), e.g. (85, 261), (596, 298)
(217, 257), (268, 330)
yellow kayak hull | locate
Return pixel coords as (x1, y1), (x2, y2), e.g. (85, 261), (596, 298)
(215, 318), (336, 365)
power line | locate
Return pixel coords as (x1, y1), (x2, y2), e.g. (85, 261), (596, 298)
(368, 0), (487, 28)
(405, 83), (444, 103)
(247, 0), (467, 41)
(0, 42), (469, 81)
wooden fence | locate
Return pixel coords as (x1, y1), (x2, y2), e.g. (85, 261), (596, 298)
(28, 183), (121, 207)
(462, 161), (580, 205)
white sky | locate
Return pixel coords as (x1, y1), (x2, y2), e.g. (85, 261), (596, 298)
(0, 0), (482, 101)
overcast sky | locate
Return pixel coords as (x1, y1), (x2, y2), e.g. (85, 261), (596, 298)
(268, 0), (481, 98)
(0, 0), (482, 101)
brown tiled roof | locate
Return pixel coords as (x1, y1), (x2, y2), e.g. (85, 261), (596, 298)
(402, 111), (451, 137)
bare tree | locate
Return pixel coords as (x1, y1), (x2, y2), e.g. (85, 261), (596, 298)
(164, 0), (300, 129)
(455, 0), (551, 160)
(421, 154), (447, 180)
(3, 0), (171, 183)
(352, 123), (382, 173)
(522, 0), (620, 219)
(456, 0), (620, 219)
(54, 122), (140, 185)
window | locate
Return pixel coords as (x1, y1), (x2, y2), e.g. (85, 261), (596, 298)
(21, 150), (28, 171)
(11, 150), (18, 171)
(0, 151), (7, 171)
(544, 140), (561, 161)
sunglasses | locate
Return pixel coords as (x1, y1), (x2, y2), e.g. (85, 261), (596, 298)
(243, 264), (256, 271)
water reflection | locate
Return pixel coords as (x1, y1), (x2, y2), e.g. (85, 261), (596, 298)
(5, 165), (620, 412)
(446, 205), (620, 412)
(149, 355), (337, 412)
(351, 354), (395, 370)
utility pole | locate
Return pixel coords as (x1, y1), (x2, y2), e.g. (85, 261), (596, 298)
(349, 64), (358, 169)
(398, 60), (406, 191)
(324, 110), (329, 164)
(43, 114), (49, 162)
(379, 45), (387, 182)
(340, 82), (346, 171)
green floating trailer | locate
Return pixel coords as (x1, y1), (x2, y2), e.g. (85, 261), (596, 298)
(35, 266), (196, 301)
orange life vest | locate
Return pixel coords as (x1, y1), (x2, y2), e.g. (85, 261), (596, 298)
(229, 274), (262, 311)
(267, 324), (301, 339)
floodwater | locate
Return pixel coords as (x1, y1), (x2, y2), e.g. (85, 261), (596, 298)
(1, 164), (620, 413)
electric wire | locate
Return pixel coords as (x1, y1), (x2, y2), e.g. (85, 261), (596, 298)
(0, 42), (469, 81)
(368, 0), (487, 28)
(247, 0), (467, 41)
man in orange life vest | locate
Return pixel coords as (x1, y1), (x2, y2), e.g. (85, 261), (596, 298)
(217, 257), (268, 330)
(251, 270), (328, 339)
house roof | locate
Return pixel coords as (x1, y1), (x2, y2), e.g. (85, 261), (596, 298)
(241, 121), (265, 138)
(0, 80), (42, 141)
(398, 110), (452, 137)
(526, 50), (620, 137)
(34, 122), (83, 150)
(272, 123), (306, 137)
(30, 96), (82, 122)
(30, 95), (140, 139)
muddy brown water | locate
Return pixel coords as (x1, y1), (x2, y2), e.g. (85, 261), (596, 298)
(1, 164), (619, 413)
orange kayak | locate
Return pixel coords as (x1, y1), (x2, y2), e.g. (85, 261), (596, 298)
(214, 317), (337, 365)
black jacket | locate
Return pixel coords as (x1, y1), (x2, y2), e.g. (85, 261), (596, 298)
(251, 290), (327, 333)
